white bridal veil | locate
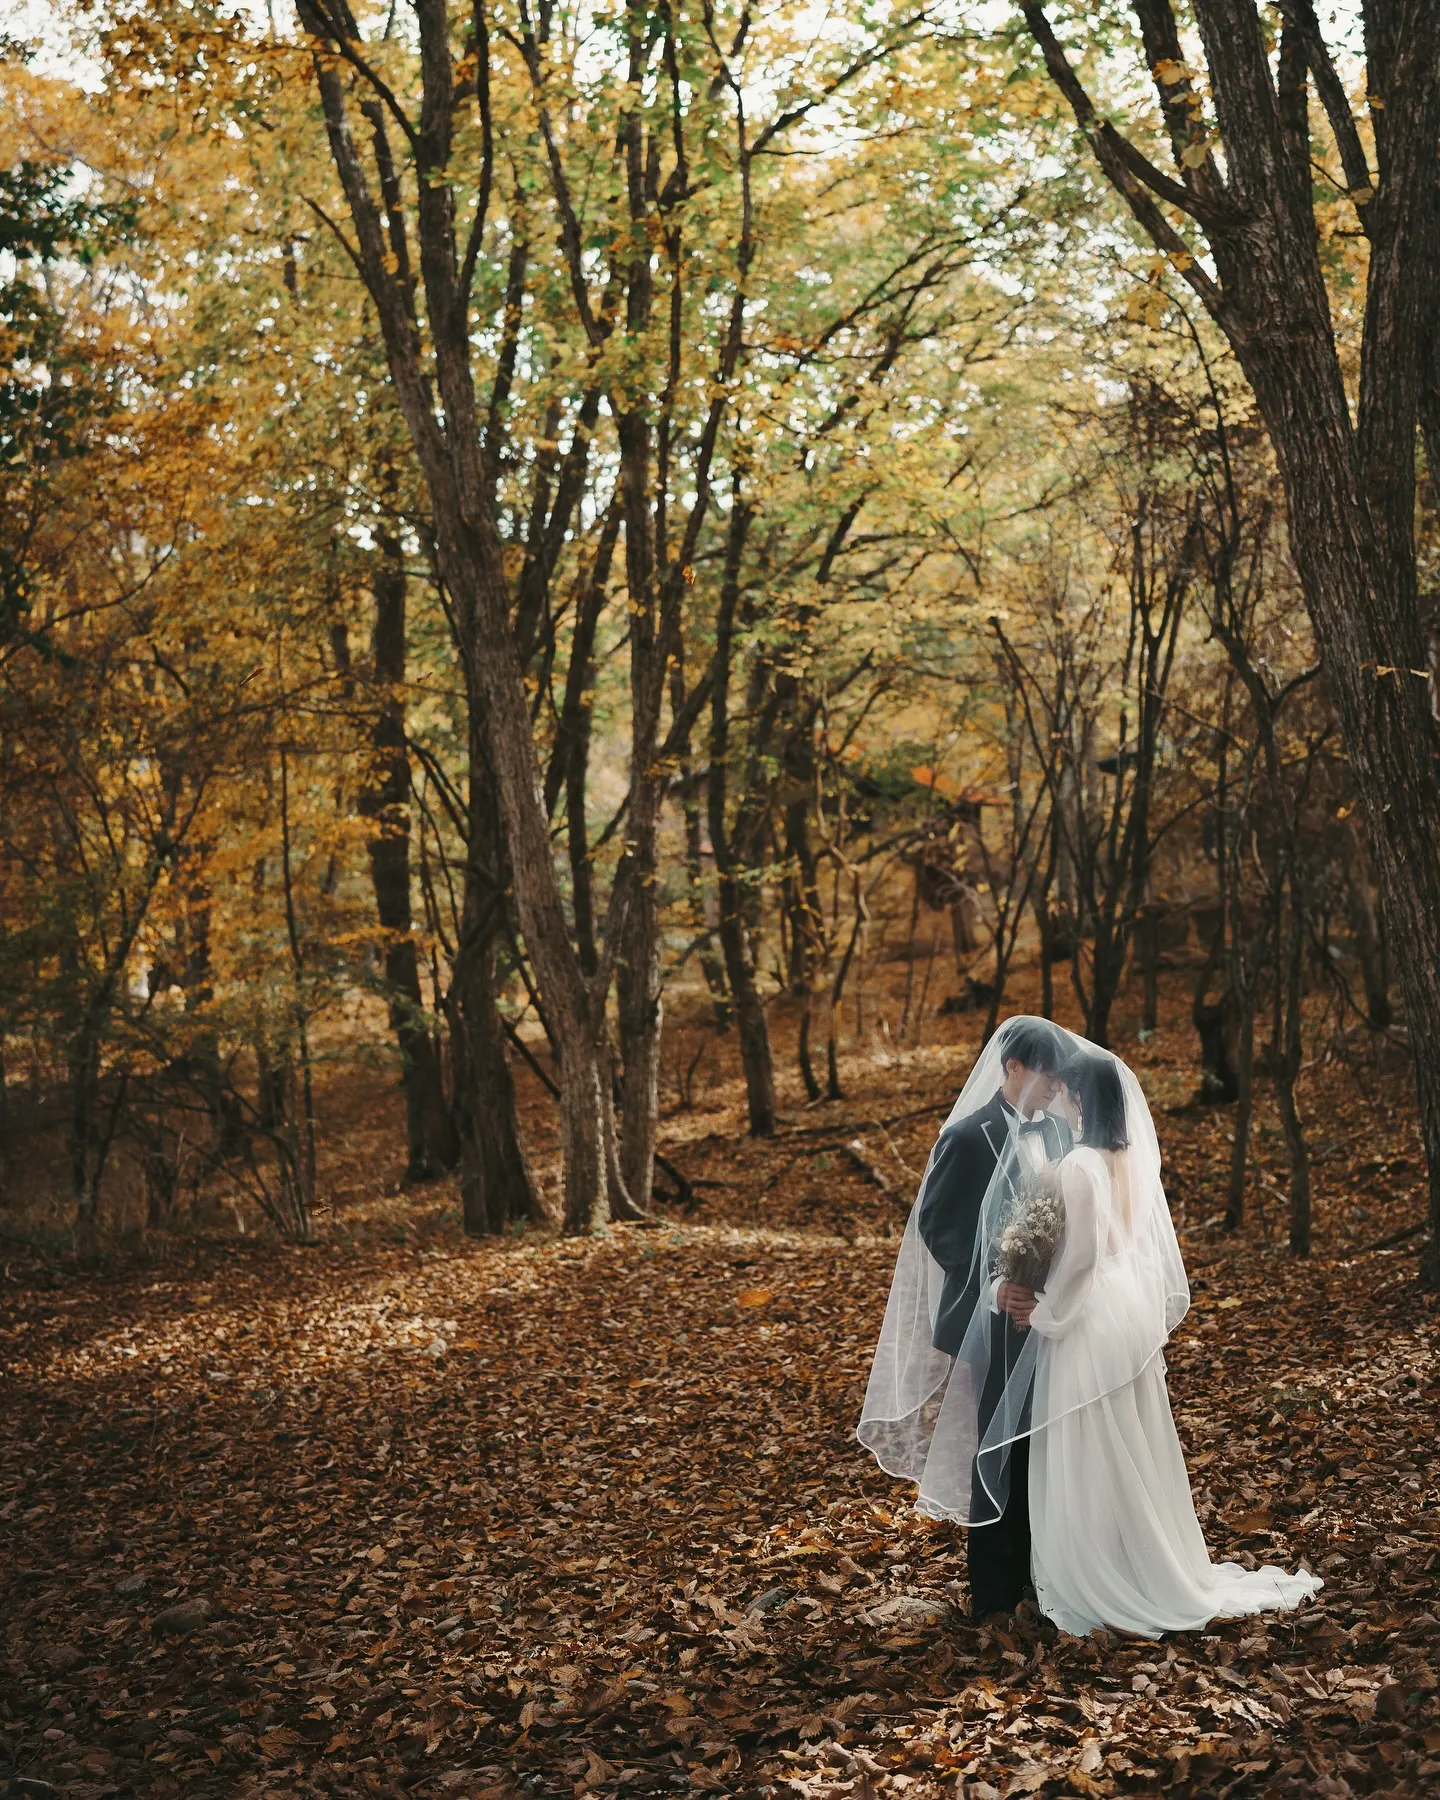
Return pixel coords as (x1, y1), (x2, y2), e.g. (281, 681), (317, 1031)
(856, 1017), (1189, 1526)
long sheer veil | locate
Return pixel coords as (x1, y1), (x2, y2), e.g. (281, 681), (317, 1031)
(856, 1018), (1189, 1525)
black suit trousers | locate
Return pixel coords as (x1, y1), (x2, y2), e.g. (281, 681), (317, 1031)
(965, 1311), (1033, 1617)
(967, 1435), (1031, 1616)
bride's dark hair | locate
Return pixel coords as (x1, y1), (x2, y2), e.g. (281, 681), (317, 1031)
(1063, 1050), (1129, 1151)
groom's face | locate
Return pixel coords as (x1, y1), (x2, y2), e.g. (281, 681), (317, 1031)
(1003, 1056), (1060, 1115)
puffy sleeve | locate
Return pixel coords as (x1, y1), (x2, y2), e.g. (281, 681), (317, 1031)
(1027, 1154), (1102, 1338)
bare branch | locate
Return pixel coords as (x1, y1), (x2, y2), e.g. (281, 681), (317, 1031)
(750, 9), (939, 155)
(1020, 3), (1230, 319)
(1276, 0), (1375, 205)
(304, 0), (419, 150)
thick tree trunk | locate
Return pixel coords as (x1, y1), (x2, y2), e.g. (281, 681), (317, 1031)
(431, 529), (611, 1230)
(180, 874), (226, 1155)
(447, 709), (544, 1236)
(948, 896), (976, 968)
(304, 23), (614, 1232)
(450, 916), (540, 1235)
(1023, 0), (1440, 1284)
(565, 693), (599, 980)
(1135, 904), (1162, 1034)
(1342, 821), (1392, 1030)
(1230, 313), (1440, 1267)
(362, 521), (459, 1181)
(1192, 996), (1238, 1103)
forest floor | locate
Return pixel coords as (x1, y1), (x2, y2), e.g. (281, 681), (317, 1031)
(2, 971), (1439, 1799)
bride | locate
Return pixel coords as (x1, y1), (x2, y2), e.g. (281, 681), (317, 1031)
(857, 1018), (1321, 1637)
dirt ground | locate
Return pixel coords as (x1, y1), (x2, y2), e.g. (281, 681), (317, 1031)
(2, 964), (1438, 1798)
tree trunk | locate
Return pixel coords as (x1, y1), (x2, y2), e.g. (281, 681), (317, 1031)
(1087, 928), (1125, 1050)
(897, 865), (923, 1043)
(1135, 904), (1162, 1034)
(1239, 346), (1440, 1273)
(68, 1021), (101, 1223)
(256, 1039), (287, 1135)
(825, 881), (866, 1102)
(1032, 826), (1060, 1021)
(797, 1005), (821, 1103)
(0, 1042), (9, 1206)
(1020, 0), (1440, 1284)
(615, 882), (661, 1215)
(948, 895), (976, 969)
(1275, 880), (1312, 1256)
(782, 723), (825, 1100)
(614, 408), (665, 1218)
(1192, 995), (1239, 1103)
(1275, 1050), (1311, 1256)
(362, 519), (459, 1181)
(546, 501), (619, 976)
(668, 626), (730, 1026)
(1342, 820), (1392, 1030)
(565, 686), (600, 981)
(1225, 990), (1256, 1233)
(277, 743), (316, 1242)
(447, 709), (544, 1236)
(707, 485), (776, 1136)
(180, 871), (228, 1156)
(433, 521), (608, 1228)
(449, 916), (541, 1235)
(303, 22), (615, 1231)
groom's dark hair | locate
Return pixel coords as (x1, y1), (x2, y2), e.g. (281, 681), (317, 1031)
(996, 1016), (1064, 1074)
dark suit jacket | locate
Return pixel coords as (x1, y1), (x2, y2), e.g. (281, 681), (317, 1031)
(917, 1090), (1072, 1357)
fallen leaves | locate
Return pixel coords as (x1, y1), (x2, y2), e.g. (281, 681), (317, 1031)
(2, 1021), (1439, 1798)
(150, 1598), (211, 1639)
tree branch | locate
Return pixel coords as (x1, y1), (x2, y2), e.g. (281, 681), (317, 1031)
(1020, 3), (1230, 318)
(1277, 0), (1375, 206)
(307, 0), (419, 150)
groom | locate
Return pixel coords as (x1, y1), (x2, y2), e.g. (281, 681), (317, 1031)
(917, 1017), (1071, 1618)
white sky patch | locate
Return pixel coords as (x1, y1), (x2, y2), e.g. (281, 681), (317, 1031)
(5, 0), (104, 89)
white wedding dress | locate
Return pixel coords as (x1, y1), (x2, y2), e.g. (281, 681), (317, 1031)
(1027, 1147), (1323, 1637)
